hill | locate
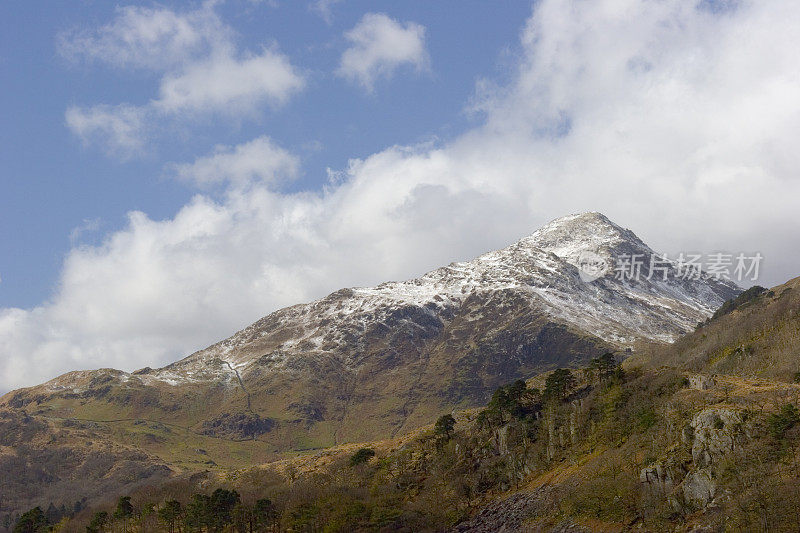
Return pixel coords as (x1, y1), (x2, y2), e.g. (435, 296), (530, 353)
(0, 213), (739, 525)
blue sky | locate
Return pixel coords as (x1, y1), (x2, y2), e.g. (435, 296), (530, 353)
(0, 0), (531, 307)
(0, 0), (530, 308)
(2, 0), (800, 392)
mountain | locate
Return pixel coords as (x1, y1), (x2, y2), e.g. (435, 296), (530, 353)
(0, 212), (740, 523)
(33, 275), (800, 532)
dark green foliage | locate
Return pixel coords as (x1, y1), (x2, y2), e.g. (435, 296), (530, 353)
(209, 488), (240, 529)
(587, 353), (619, 383)
(13, 507), (48, 533)
(543, 368), (576, 402)
(435, 414), (456, 440)
(767, 404), (800, 439)
(636, 407), (658, 431)
(183, 489), (241, 531)
(792, 371), (800, 384)
(481, 379), (541, 426)
(253, 498), (278, 529)
(157, 500), (182, 533)
(113, 496), (134, 522)
(231, 502), (252, 532)
(349, 447), (376, 467)
(712, 286), (767, 321)
(184, 494), (211, 531)
(86, 510), (108, 533)
(43, 504), (60, 526)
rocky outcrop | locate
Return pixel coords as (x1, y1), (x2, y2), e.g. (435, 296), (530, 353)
(676, 407), (744, 508)
(682, 469), (716, 507)
(689, 374), (716, 390)
(690, 408), (742, 468)
(640, 462), (677, 498)
(642, 406), (747, 511)
(200, 412), (275, 440)
(451, 487), (586, 532)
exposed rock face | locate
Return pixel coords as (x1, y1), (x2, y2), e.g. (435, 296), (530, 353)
(689, 374), (716, 390)
(200, 412), (275, 440)
(451, 487), (585, 533)
(640, 462), (677, 497)
(683, 469), (717, 507)
(673, 407), (745, 508)
(690, 408), (742, 468)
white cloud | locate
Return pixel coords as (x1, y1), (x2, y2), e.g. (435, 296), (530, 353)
(57, 3), (230, 71)
(155, 50), (305, 114)
(65, 104), (147, 158)
(310, 0), (343, 25)
(61, 5), (304, 155)
(5, 0), (800, 392)
(169, 136), (299, 188)
(69, 218), (102, 245)
(337, 13), (428, 91)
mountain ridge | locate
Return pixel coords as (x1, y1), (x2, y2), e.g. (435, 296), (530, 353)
(0, 211), (744, 525)
(23, 212), (738, 399)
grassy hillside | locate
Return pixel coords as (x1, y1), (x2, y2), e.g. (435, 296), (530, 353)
(22, 365), (800, 532)
(645, 276), (800, 381)
(12, 276), (800, 532)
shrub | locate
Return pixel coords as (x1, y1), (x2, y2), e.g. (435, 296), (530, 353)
(434, 414), (456, 440)
(13, 507), (48, 533)
(636, 408), (658, 431)
(349, 448), (376, 467)
(767, 404), (800, 439)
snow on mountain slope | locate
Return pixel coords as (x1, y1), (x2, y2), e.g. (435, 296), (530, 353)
(44, 212), (730, 390)
(37, 212), (739, 395)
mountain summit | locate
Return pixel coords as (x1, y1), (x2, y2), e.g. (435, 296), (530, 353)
(7, 212), (738, 437)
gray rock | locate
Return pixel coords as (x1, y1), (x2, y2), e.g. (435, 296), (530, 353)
(683, 468), (716, 507)
(689, 374), (716, 390)
(690, 408), (741, 467)
(640, 462), (676, 495)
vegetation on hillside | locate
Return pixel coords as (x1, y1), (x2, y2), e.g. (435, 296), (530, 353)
(8, 277), (800, 532)
(15, 342), (800, 532)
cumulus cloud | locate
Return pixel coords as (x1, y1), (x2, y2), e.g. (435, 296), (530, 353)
(337, 13), (428, 91)
(65, 104), (148, 158)
(4, 0), (800, 392)
(61, 5), (304, 155)
(169, 136), (299, 188)
(155, 50), (305, 114)
(57, 3), (230, 71)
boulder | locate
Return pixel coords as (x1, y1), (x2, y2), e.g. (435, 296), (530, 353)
(683, 469), (716, 507)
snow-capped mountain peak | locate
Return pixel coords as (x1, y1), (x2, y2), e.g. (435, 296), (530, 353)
(523, 212), (649, 267)
(20, 212), (742, 454)
(40, 212), (739, 398)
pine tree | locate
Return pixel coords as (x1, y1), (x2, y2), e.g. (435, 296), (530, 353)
(13, 507), (48, 533)
(253, 499), (277, 531)
(113, 496), (135, 532)
(434, 414), (456, 440)
(158, 500), (182, 533)
(543, 368), (576, 402)
(86, 510), (108, 533)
